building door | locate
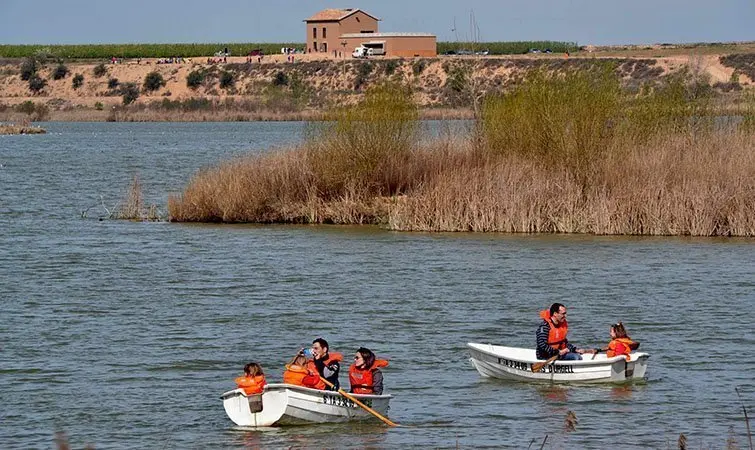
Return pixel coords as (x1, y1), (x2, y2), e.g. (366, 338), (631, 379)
(322, 43), (327, 53)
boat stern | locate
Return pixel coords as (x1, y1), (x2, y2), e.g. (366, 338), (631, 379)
(221, 387), (287, 427)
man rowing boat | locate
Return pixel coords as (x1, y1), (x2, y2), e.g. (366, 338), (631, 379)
(536, 303), (594, 361)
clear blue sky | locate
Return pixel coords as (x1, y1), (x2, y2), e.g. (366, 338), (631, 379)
(1, 0), (752, 46)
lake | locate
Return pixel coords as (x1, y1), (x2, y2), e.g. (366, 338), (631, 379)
(1, 122), (753, 449)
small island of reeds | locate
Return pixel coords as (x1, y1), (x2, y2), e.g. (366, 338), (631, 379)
(168, 63), (755, 236)
(0, 121), (46, 135)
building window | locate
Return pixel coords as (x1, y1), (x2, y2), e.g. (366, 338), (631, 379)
(323, 27), (327, 38)
(360, 30), (374, 33)
(313, 27), (317, 39)
(322, 43), (328, 52)
(313, 41), (318, 52)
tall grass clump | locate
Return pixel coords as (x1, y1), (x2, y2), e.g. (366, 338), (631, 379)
(482, 65), (622, 183)
(306, 81), (419, 198)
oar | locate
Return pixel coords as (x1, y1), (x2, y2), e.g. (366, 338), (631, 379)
(531, 355), (559, 372)
(318, 376), (399, 427)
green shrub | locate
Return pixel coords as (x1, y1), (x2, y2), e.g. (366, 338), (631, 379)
(384, 60), (398, 75)
(446, 66), (469, 92)
(93, 63), (108, 77)
(143, 71), (165, 91)
(20, 57), (37, 81)
(17, 101), (50, 121)
(412, 59), (426, 76)
(482, 66), (622, 182)
(16, 100), (36, 115)
(272, 71), (289, 87)
(219, 71), (235, 89)
(120, 82), (139, 105)
(186, 70), (205, 89)
(94, 101), (104, 110)
(107, 78), (119, 89)
(52, 63), (69, 80)
(354, 62), (374, 90)
(28, 75), (47, 93)
(307, 82), (419, 197)
(72, 73), (84, 89)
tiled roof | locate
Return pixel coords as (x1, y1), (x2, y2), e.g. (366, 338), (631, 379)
(305, 8), (380, 22)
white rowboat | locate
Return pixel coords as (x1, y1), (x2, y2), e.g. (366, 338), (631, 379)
(468, 342), (650, 383)
(221, 383), (393, 427)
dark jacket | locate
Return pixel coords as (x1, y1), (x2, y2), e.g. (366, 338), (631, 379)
(536, 319), (577, 359)
(314, 353), (341, 390)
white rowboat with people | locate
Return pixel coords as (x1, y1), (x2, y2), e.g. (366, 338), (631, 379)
(221, 383), (393, 427)
(468, 343), (650, 383)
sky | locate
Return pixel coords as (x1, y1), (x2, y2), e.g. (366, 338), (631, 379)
(0, 0), (752, 46)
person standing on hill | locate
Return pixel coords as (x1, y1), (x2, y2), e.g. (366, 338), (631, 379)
(536, 303), (594, 360)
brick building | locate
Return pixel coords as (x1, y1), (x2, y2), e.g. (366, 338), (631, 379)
(304, 8), (436, 57)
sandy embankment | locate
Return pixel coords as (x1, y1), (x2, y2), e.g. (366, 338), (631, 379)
(0, 52), (750, 121)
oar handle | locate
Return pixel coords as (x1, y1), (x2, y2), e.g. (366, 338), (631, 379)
(531, 354), (559, 372)
(318, 376), (399, 427)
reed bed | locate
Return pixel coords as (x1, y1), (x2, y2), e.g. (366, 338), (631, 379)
(169, 75), (755, 236)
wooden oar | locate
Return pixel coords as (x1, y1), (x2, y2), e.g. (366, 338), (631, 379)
(318, 376), (399, 427)
(532, 355), (559, 372)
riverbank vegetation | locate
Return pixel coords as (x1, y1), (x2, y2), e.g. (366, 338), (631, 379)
(168, 64), (755, 236)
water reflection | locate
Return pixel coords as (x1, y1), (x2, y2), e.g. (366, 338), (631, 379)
(228, 422), (389, 448)
(536, 385), (570, 403)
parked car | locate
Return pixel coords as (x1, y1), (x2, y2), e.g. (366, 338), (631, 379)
(544, 48), (553, 54)
(248, 49), (264, 56)
(528, 48), (541, 54)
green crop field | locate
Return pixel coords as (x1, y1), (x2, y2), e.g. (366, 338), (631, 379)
(0, 41), (580, 59)
(0, 43), (305, 59)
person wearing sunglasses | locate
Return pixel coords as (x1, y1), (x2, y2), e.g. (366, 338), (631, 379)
(349, 347), (388, 395)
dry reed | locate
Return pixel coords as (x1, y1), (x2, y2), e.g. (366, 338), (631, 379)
(169, 71), (755, 236)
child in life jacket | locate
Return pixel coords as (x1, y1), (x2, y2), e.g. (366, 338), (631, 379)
(283, 353), (321, 388)
(606, 322), (638, 360)
(235, 362), (267, 395)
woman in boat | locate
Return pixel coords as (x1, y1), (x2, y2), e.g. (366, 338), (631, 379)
(283, 354), (321, 388)
(605, 322), (637, 360)
(235, 362), (267, 395)
(349, 347), (388, 395)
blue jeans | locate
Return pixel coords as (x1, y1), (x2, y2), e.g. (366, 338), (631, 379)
(560, 352), (583, 361)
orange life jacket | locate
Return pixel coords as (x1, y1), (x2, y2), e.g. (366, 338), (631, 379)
(234, 374), (266, 395)
(306, 352), (343, 390)
(607, 337), (636, 360)
(349, 359), (389, 394)
(283, 363), (321, 388)
(540, 309), (569, 350)
(283, 363), (309, 386)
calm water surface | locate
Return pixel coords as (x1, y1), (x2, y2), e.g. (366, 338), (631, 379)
(1, 122), (753, 449)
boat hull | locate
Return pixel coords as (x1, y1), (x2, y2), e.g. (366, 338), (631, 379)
(468, 343), (649, 383)
(221, 383), (392, 427)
